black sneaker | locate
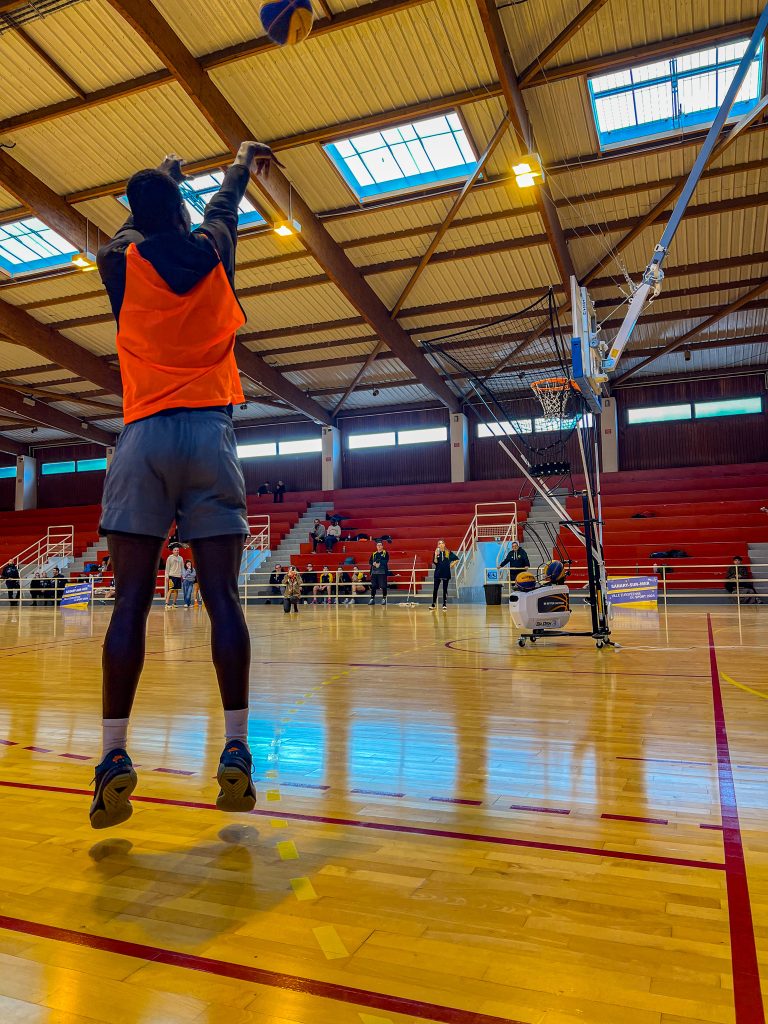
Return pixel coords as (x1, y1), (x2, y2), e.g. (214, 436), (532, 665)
(216, 740), (257, 812)
(90, 749), (137, 830)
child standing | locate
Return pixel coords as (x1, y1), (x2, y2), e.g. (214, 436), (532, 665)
(182, 560), (197, 608)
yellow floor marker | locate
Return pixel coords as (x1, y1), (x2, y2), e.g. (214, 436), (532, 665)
(265, 769), (278, 779)
(270, 818), (288, 829)
(359, 1016), (393, 1024)
(277, 840), (299, 861)
(290, 876), (318, 901)
(266, 789), (282, 802)
(313, 924), (349, 959)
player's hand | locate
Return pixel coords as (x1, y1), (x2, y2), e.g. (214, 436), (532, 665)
(237, 140), (284, 176)
(158, 154), (188, 182)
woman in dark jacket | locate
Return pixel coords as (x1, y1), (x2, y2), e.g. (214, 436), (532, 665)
(431, 539), (459, 610)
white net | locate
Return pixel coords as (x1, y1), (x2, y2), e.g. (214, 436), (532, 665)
(531, 377), (573, 422)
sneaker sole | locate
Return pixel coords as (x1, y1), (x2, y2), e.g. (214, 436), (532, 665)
(216, 765), (257, 812)
(89, 768), (137, 830)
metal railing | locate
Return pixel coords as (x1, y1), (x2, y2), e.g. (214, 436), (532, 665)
(455, 502), (518, 591)
(11, 526), (75, 577)
(245, 514), (270, 553)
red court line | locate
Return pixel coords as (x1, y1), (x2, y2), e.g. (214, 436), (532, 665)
(601, 813), (668, 826)
(706, 614), (765, 1024)
(430, 797), (483, 807)
(0, 779), (725, 871)
(0, 912), (521, 1024)
(617, 756), (712, 767)
(351, 788), (405, 798)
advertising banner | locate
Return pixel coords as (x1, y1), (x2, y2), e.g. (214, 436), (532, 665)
(607, 575), (658, 608)
(60, 580), (92, 610)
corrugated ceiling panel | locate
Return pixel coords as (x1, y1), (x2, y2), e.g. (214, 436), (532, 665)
(150, 0), (271, 57)
(0, 269), (101, 307)
(9, 428), (69, 445)
(538, 0), (764, 70)
(238, 255), (323, 290)
(0, 185), (19, 213)
(21, 0), (163, 91)
(73, 196), (134, 239)
(8, 85), (223, 194)
(0, 30), (71, 120)
(524, 77), (599, 163)
(268, 341), (374, 368)
(0, 340), (50, 373)
(241, 282), (360, 330)
(271, 148), (358, 213)
(212, 0), (494, 142)
(60, 324), (117, 357)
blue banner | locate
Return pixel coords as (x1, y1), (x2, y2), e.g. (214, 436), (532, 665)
(61, 581), (92, 609)
(607, 575), (658, 608)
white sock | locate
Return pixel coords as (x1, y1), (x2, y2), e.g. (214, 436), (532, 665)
(224, 707), (249, 746)
(102, 718), (129, 761)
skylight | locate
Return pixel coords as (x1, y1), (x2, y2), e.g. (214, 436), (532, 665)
(118, 170), (265, 230)
(0, 216), (77, 277)
(588, 39), (764, 149)
(324, 112), (478, 201)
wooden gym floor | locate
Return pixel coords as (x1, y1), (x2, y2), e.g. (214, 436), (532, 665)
(0, 602), (765, 1024)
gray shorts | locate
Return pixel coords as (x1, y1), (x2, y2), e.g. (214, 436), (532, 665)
(100, 409), (248, 542)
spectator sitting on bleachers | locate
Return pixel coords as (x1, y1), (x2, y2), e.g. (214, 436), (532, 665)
(267, 565), (285, 603)
(309, 519), (326, 552)
(257, 481), (271, 496)
(302, 563), (317, 603)
(325, 521), (341, 551)
(313, 566), (334, 604)
(725, 556), (762, 604)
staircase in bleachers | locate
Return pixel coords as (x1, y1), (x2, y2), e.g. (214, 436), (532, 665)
(560, 463), (768, 590)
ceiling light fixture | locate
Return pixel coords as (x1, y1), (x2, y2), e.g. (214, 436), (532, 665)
(513, 153), (545, 189)
(274, 182), (301, 237)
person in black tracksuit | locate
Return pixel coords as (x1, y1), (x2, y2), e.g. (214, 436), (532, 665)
(431, 540), (459, 610)
(498, 541), (530, 582)
(368, 542), (390, 605)
(2, 560), (20, 607)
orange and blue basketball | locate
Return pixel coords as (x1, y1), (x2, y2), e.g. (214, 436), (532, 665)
(260, 0), (314, 46)
(543, 559), (566, 584)
(515, 571), (537, 592)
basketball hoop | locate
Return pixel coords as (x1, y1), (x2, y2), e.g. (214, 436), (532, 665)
(530, 377), (574, 421)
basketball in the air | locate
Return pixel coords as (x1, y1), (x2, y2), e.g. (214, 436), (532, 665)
(260, 0), (314, 46)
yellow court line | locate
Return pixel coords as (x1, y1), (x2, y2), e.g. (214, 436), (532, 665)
(359, 1016), (394, 1024)
(721, 672), (768, 701)
(270, 819), (288, 829)
(266, 789), (282, 802)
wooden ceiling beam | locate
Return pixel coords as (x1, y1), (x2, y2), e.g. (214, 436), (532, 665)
(0, 0), (434, 134)
(0, 385), (115, 444)
(518, 0), (611, 86)
(234, 344), (332, 425)
(475, 0), (575, 293)
(0, 431), (28, 456)
(7, 22), (86, 99)
(104, 0), (459, 413)
(612, 281), (768, 384)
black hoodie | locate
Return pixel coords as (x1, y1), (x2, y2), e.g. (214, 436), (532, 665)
(97, 163), (250, 326)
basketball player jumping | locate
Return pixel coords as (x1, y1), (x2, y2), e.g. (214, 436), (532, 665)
(91, 142), (276, 829)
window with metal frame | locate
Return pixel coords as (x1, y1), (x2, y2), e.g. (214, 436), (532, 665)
(0, 216), (78, 277)
(237, 442), (277, 459)
(397, 426), (448, 445)
(348, 432), (397, 450)
(534, 413), (594, 433)
(588, 39), (764, 150)
(324, 112), (478, 201)
(694, 396), (762, 419)
(278, 438), (322, 455)
(118, 171), (265, 230)
(477, 420), (533, 437)
(41, 461), (77, 476)
(626, 404), (692, 425)
(0, 466), (15, 479)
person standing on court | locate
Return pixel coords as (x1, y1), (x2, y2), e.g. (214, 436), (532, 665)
(1, 558), (20, 607)
(93, 141), (280, 829)
(273, 480), (286, 503)
(181, 559), (197, 608)
(499, 540), (530, 579)
(282, 565), (302, 614)
(431, 539), (459, 610)
(165, 544), (184, 608)
(369, 541), (390, 605)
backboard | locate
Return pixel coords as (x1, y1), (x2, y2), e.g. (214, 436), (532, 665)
(570, 276), (606, 415)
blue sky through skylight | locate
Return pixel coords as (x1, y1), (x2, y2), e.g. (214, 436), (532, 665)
(324, 112), (478, 201)
(0, 216), (77, 277)
(588, 39), (764, 149)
